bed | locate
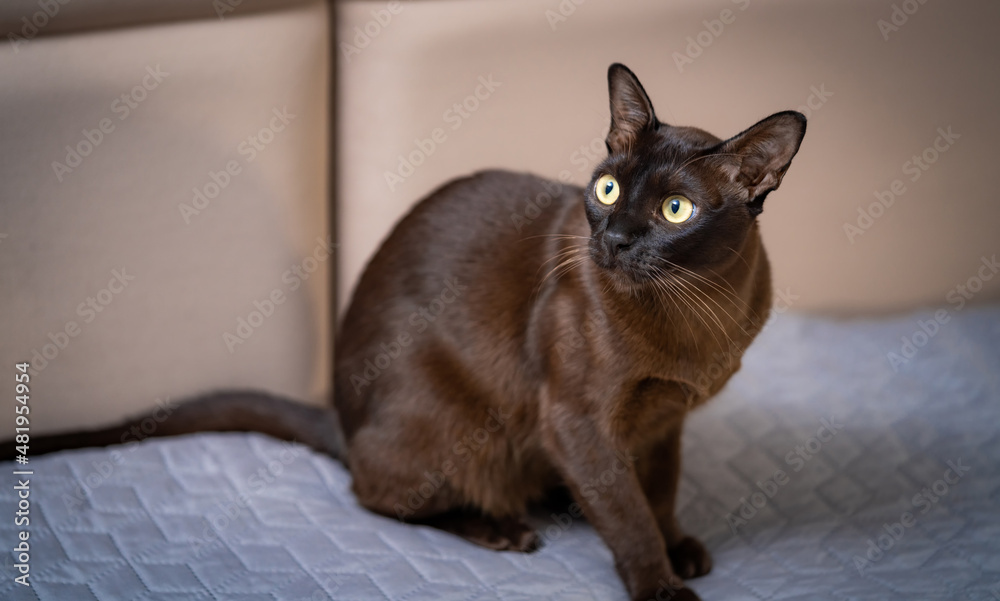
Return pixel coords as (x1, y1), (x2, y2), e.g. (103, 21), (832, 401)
(3, 306), (998, 600)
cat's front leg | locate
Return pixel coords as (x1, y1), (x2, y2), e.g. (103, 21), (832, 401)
(636, 421), (713, 580)
(540, 407), (701, 601)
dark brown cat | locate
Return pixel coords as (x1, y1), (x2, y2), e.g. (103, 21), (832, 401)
(8, 64), (805, 601)
(334, 64), (805, 600)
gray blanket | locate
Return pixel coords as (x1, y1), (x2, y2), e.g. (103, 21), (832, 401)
(3, 306), (998, 600)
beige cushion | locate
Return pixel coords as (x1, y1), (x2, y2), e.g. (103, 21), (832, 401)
(0, 0), (317, 37)
(1, 1), (330, 433)
(337, 0), (1000, 314)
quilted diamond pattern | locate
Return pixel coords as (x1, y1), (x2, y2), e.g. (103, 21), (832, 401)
(1, 307), (998, 600)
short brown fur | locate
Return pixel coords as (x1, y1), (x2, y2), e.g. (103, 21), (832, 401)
(335, 64), (806, 601)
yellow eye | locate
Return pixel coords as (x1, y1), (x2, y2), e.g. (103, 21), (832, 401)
(595, 174), (620, 205)
(662, 195), (694, 223)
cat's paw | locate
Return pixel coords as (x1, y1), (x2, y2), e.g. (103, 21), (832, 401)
(672, 587), (703, 601)
(632, 578), (702, 601)
(471, 515), (542, 552)
(509, 524), (542, 552)
(667, 536), (712, 579)
(421, 512), (542, 552)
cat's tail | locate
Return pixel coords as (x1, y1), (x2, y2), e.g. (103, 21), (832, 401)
(0, 391), (345, 461)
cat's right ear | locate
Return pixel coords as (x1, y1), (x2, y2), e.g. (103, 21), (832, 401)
(713, 111), (807, 216)
(606, 63), (658, 154)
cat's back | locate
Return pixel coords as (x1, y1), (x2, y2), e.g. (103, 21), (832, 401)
(337, 170), (581, 386)
(335, 169), (585, 436)
(387, 168), (578, 255)
(342, 169), (582, 319)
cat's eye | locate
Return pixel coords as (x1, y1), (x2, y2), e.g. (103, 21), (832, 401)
(595, 174), (620, 205)
(662, 195), (694, 223)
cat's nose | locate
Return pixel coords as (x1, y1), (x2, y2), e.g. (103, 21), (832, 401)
(604, 229), (634, 257)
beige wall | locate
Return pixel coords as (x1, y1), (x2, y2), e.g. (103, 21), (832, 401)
(0, 0), (318, 37)
(338, 0), (1000, 316)
(1, 2), (331, 433)
(4, 0), (996, 433)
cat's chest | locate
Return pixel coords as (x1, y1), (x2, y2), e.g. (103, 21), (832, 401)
(590, 299), (761, 418)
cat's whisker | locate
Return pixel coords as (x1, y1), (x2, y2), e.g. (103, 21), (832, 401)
(664, 263), (757, 339)
(724, 245), (755, 272)
(657, 257), (758, 320)
(665, 259), (743, 300)
(519, 233), (590, 242)
(538, 249), (581, 271)
(698, 265), (741, 296)
(672, 284), (724, 352)
(676, 151), (741, 172)
(697, 265), (762, 322)
(563, 256), (589, 278)
(673, 269), (753, 342)
(648, 267), (699, 352)
(670, 273), (757, 330)
(665, 266), (744, 330)
(666, 270), (735, 351)
(542, 242), (588, 258)
(601, 277), (614, 297)
(541, 256), (583, 285)
(657, 258), (746, 304)
(536, 244), (588, 276)
(538, 249), (589, 288)
(655, 268), (727, 352)
(663, 278), (701, 355)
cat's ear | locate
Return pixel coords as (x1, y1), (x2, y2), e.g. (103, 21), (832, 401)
(713, 111), (806, 216)
(606, 63), (659, 154)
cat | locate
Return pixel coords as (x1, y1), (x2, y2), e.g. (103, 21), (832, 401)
(7, 64), (805, 601)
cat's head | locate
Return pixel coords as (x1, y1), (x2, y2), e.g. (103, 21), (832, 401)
(585, 63), (806, 285)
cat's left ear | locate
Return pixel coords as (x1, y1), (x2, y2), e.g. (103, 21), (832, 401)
(713, 111), (806, 216)
(606, 63), (659, 154)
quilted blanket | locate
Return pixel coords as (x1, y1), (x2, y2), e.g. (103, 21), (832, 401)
(3, 306), (998, 600)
